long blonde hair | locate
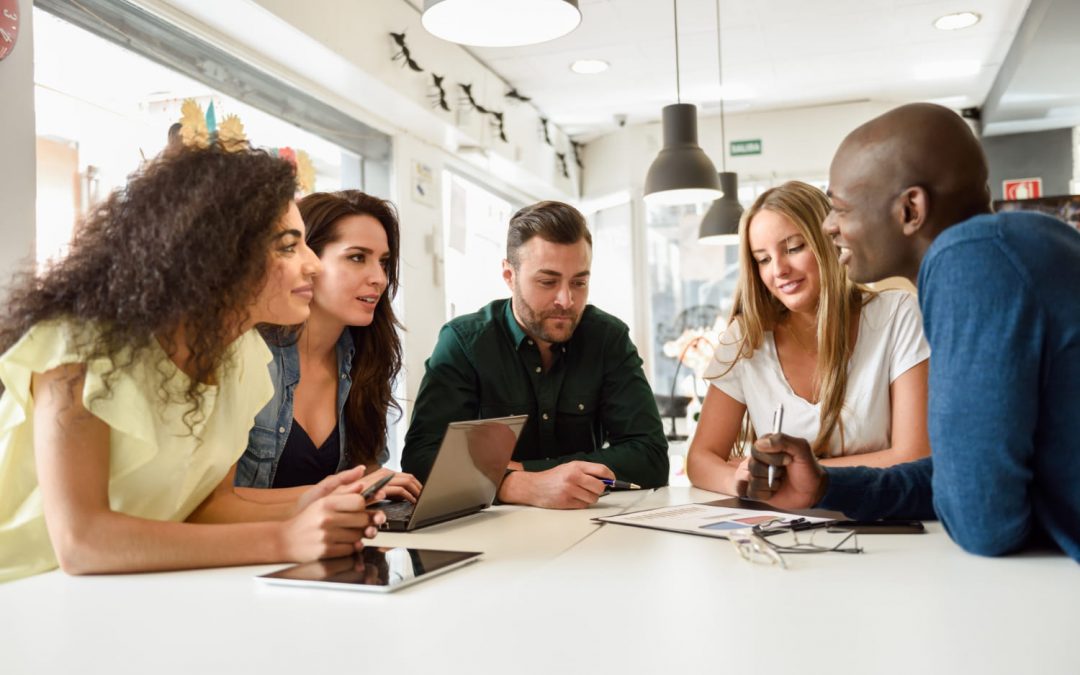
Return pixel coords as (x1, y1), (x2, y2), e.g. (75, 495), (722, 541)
(716, 181), (871, 457)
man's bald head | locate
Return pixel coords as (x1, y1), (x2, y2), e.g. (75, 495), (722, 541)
(841, 103), (990, 224)
(824, 103), (993, 283)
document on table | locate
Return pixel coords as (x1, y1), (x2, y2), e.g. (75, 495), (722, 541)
(593, 503), (834, 539)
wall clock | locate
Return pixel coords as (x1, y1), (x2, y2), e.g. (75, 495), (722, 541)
(0, 0), (20, 62)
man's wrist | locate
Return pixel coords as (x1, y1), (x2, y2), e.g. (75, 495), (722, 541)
(498, 469), (525, 504)
(814, 469), (830, 506)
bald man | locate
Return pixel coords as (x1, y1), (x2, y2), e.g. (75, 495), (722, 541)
(746, 103), (1080, 561)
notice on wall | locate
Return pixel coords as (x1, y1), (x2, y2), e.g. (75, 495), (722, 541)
(1003, 177), (1042, 200)
(411, 160), (435, 207)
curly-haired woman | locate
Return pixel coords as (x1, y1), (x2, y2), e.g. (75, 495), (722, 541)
(0, 146), (386, 583)
(686, 181), (931, 496)
(233, 191), (422, 501)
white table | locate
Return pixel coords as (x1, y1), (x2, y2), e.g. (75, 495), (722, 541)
(1, 487), (1076, 674)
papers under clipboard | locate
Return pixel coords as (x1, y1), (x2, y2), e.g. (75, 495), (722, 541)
(593, 498), (838, 540)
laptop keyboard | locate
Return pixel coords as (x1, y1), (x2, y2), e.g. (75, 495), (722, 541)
(376, 500), (415, 522)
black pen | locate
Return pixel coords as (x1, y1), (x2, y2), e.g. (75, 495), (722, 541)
(601, 478), (641, 490)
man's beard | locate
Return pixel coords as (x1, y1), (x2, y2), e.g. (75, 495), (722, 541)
(512, 284), (581, 344)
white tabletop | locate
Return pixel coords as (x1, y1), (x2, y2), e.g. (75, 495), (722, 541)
(1, 487), (1076, 675)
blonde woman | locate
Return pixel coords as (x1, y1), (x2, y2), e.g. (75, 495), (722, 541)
(686, 181), (930, 497)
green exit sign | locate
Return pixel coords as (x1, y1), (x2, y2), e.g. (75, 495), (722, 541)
(731, 139), (762, 156)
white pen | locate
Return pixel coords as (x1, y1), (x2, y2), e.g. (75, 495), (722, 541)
(769, 403), (784, 488)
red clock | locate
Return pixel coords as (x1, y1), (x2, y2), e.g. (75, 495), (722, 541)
(0, 0), (20, 62)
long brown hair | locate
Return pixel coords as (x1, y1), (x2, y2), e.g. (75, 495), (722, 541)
(718, 181), (871, 456)
(298, 191), (404, 467)
(0, 145), (297, 425)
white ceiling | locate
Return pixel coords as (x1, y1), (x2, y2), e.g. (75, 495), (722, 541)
(408, 0), (1076, 140)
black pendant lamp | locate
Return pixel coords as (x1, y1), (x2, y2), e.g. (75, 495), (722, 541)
(422, 0), (582, 47)
(699, 0), (743, 244)
(643, 0), (721, 206)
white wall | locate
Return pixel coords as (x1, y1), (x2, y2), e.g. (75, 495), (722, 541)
(390, 135), (446, 412)
(0, 1), (36, 282)
(582, 100), (902, 200)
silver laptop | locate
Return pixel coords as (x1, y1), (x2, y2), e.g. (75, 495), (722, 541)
(380, 415), (527, 531)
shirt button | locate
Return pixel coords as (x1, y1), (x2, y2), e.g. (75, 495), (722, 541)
(535, 366), (541, 373)
(528, 340), (534, 346)
(341, 373), (347, 379)
(278, 426), (286, 434)
(578, 403), (584, 411)
(542, 413), (549, 420)
(562, 347), (567, 353)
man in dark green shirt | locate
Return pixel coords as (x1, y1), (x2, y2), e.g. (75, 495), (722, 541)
(402, 201), (668, 509)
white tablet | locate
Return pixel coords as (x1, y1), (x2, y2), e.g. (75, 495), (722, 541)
(257, 547), (482, 593)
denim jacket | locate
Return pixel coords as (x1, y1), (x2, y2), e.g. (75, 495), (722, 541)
(235, 330), (387, 488)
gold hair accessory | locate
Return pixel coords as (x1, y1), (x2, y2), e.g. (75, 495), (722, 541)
(175, 99), (315, 194)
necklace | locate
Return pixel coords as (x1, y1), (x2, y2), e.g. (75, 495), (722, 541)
(782, 320), (818, 357)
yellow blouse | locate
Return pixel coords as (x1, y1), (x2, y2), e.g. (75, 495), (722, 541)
(0, 322), (273, 583)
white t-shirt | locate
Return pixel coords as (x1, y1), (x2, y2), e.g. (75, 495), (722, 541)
(702, 290), (929, 457)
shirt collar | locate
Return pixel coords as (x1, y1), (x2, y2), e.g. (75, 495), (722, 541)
(335, 328), (356, 375)
(271, 328), (355, 386)
(501, 298), (572, 353)
(502, 298), (532, 350)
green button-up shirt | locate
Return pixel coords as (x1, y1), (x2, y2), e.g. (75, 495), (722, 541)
(402, 299), (668, 487)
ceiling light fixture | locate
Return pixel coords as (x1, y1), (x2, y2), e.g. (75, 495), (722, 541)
(570, 59), (609, 75)
(933, 11), (981, 31)
(643, 0), (722, 206)
(421, 0), (582, 47)
(698, 0), (743, 245)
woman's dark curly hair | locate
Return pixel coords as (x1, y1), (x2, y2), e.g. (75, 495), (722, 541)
(0, 144), (297, 421)
(295, 190), (404, 468)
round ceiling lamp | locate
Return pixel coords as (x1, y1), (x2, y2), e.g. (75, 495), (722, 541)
(644, 104), (722, 206)
(643, 0), (721, 206)
(422, 0), (582, 47)
(698, 172), (744, 245)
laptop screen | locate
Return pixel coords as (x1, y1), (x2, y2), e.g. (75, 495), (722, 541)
(406, 415), (527, 528)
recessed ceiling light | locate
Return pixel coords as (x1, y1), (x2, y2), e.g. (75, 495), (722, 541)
(934, 12), (981, 31)
(570, 59), (609, 75)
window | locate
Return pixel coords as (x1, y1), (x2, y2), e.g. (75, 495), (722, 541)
(584, 201), (636, 331)
(442, 170), (519, 318)
(32, 8), (361, 266)
(645, 201), (739, 416)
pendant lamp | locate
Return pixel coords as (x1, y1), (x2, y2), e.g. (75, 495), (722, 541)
(698, 0), (743, 244)
(421, 0), (582, 47)
(643, 0), (722, 206)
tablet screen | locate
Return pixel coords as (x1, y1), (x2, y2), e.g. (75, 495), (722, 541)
(258, 547), (481, 592)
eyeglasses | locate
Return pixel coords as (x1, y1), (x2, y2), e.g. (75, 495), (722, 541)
(729, 528), (787, 568)
(729, 519), (863, 569)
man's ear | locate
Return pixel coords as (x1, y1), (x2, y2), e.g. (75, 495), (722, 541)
(501, 259), (515, 292)
(896, 186), (928, 236)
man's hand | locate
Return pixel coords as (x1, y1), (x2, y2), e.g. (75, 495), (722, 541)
(498, 461), (615, 509)
(747, 433), (829, 510)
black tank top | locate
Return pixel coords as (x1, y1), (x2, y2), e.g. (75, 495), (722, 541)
(272, 421), (341, 488)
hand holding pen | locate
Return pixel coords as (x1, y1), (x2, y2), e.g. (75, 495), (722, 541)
(746, 431), (828, 511)
(769, 404), (784, 488)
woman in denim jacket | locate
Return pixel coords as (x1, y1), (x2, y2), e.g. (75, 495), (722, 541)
(234, 191), (421, 502)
